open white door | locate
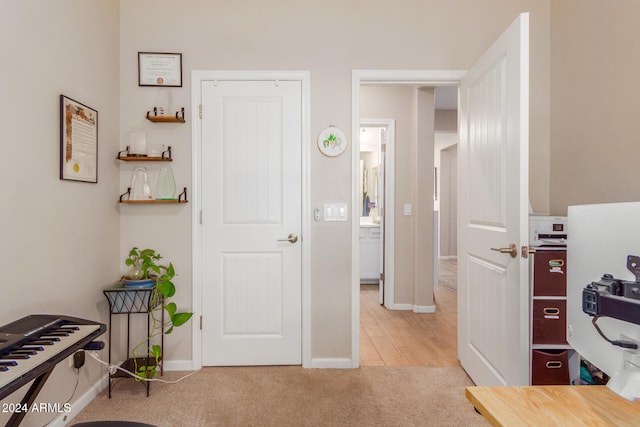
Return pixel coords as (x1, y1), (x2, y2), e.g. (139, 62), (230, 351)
(458, 13), (530, 386)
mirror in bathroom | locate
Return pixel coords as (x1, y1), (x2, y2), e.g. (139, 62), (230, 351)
(360, 127), (381, 221)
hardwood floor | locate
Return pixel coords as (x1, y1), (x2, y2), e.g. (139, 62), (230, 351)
(360, 260), (459, 367)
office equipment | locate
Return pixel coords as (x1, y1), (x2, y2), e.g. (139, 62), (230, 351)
(567, 202), (640, 400)
(0, 314), (106, 425)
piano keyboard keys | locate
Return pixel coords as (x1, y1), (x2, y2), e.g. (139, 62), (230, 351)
(0, 324), (100, 390)
(28, 340), (56, 346)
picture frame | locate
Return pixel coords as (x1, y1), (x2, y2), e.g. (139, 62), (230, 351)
(317, 126), (348, 157)
(60, 95), (98, 183)
(138, 52), (182, 87)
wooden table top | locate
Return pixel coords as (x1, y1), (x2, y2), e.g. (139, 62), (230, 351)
(466, 385), (640, 426)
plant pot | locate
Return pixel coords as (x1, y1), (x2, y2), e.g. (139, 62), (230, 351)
(123, 278), (156, 289)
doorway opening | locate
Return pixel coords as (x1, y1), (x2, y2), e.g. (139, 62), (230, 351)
(352, 71), (463, 368)
(358, 119), (394, 307)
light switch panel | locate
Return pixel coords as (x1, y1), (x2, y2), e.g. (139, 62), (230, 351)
(403, 204), (412, 216)
(324, 203), (348, 221)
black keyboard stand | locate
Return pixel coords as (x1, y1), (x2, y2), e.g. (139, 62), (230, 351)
(6, 368), (53, 427)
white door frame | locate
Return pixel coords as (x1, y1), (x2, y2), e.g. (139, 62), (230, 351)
(192, 70), (311, 369)
(351, 70), (465, 367)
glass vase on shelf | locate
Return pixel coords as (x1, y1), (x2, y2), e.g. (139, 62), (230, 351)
(156, 165), (177, 200)
(130, 167), (152, 200)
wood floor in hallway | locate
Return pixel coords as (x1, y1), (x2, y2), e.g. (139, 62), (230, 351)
(360, 260), (459, 367)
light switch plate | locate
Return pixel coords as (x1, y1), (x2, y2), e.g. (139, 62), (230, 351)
(404, 204), (412, 216)
(324, 203), (348, 221)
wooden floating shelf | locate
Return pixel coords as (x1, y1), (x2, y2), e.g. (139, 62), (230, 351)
(146, 107), (185, 123)
(118, 156), (172, 162)
(146, 116), (185, 123)
(120, 199), (188, 204)
(117, 146), (172, 161)
(119, 187), (188, 204)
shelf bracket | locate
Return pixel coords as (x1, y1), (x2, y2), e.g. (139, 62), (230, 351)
(117, 146), (131, 160)
(119, 188), (131, 202)
(161, 146), (172, 160)
(178, 187), (188, 203)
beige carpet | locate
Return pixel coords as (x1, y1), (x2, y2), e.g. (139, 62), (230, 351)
(70, 366), (488, 426)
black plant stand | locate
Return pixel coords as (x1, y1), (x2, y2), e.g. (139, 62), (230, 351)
(103, 285), (164, 397)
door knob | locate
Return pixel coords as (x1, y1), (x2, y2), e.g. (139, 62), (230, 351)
(277, 234), (298, 244)
(490, 243), (517, 258)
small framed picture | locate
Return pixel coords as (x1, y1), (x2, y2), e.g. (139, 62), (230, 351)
(317, 126), (348, 157)
(138, 52), (182, 87)
(60, 95), (98, 183)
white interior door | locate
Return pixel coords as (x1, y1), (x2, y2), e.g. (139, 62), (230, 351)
(378, 128), (386, 304)
(458, 13), (530, 386)
(200, 80), (302, 366)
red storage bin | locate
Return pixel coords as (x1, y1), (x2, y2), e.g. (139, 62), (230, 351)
(532, 349), (570, 385)
(533, 251), (566, 296)
(532, 299), (567, 345)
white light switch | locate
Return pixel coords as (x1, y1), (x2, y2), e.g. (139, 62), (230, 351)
(324, 203), (348, 221)
(403, 204), (412, 216)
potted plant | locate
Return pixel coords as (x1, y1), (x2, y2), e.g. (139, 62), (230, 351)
(123, 247), (193, 379)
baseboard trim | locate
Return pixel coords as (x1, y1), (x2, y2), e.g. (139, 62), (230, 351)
(51, 374), (108, 427)
(163, 359), (194, 371)
(413, 304), (436, 313)
(439, 255), (458, 260)
(387, 303), (413, 311)
(310, 358), (353, 369)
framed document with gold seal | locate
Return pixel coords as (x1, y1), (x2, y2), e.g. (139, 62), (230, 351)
(60, 95), (98, 183)
(138, 52), (182, 87)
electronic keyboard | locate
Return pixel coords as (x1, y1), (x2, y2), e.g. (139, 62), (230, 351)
(0, 314), (105, 425)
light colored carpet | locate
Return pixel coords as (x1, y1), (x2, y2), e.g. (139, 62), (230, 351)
(70, 366), (488, 426)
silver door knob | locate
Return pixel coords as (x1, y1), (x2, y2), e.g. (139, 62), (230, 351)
(277, 234), (298, 244)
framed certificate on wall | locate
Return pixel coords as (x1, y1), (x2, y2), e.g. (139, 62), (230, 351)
(60, 95), (98, 183)
(138, 52), (182, 87)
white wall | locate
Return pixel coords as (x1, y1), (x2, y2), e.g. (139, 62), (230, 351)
(550, 0), (640, 214)
(0, 0), (551, 389)
(118, 0), (551, 362)
(0, 0), (120, 424)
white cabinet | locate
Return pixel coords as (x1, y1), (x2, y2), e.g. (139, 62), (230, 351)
(360, 224), (380, 283)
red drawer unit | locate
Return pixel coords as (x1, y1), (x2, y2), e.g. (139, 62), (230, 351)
(531, 349), (570, 385)
(532, 299), (567, 345)
(533, 251), (566, 296)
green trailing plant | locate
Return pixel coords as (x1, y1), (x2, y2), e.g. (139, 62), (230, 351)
(124, 247), (162, 280)
(124, 247), (193, 379)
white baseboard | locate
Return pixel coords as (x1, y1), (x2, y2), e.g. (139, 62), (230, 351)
(310, 358), (353, 369)
(413, 304), (436, 313)
(386, 302), (436, 313)
(387, 302), (413, 310)
(162, 359), (195, 371)
(439, 255), (458, 260)
(51, 374), (108, 427)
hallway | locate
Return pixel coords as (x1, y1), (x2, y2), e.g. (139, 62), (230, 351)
(360, 259), (459, 367)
